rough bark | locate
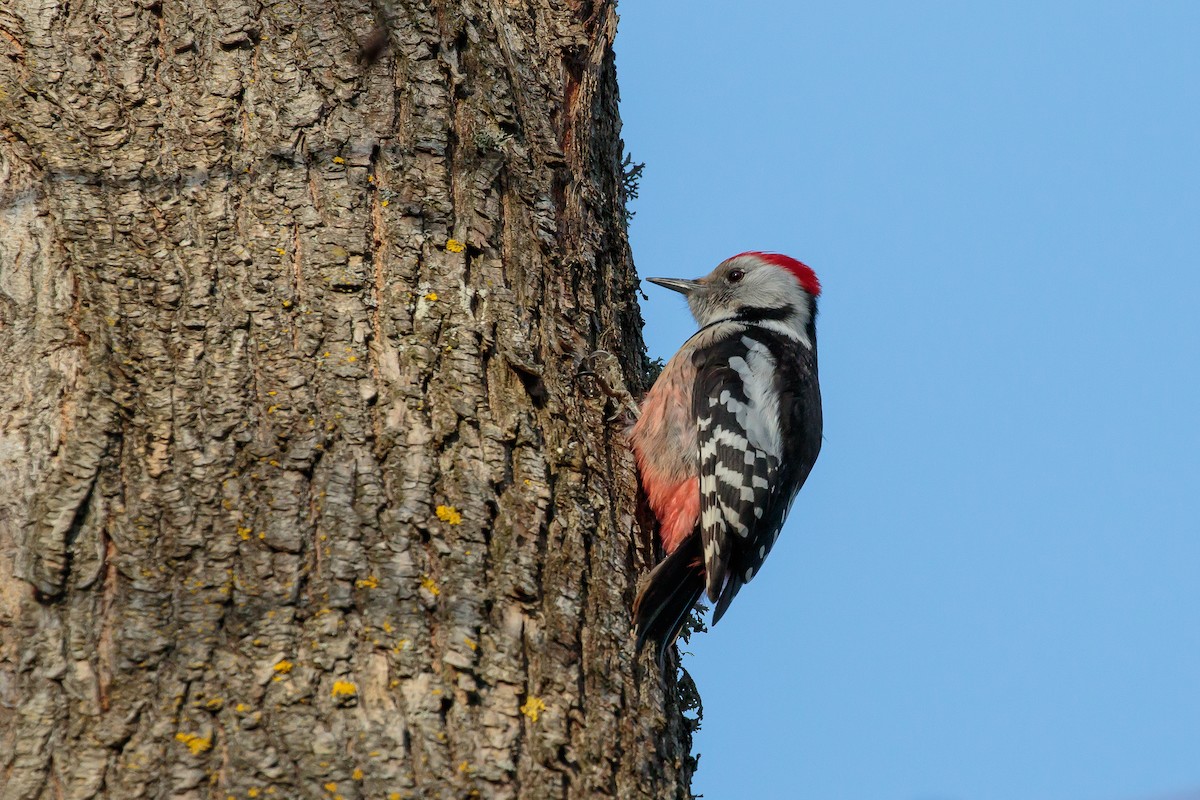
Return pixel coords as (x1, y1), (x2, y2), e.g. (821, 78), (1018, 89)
(0, 1), (695, 798)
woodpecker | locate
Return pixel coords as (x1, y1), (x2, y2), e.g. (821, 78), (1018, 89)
(630, 251), (823, 667)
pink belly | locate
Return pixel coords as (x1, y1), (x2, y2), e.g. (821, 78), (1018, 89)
(646, 476), (698, 554)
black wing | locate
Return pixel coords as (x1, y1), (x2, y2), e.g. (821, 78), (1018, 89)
(693, 327), (822, 623)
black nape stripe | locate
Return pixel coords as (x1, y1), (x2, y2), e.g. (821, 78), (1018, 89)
(735, 304), (794, 323)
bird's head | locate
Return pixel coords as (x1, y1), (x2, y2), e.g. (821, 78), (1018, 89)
(648, 251), (821, 330)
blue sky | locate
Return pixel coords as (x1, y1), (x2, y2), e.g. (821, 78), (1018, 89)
(615, 3), (1200, 799)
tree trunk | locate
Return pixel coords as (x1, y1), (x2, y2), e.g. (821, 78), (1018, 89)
(0, 1), (695, 797)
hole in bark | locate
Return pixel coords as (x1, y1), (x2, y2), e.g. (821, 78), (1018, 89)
(562, 45), (586, 80)
(358, 26), (389, 65)
(511, 365), (547, 408)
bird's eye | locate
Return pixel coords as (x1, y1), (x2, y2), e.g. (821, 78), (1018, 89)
(728, 269), (745, 283)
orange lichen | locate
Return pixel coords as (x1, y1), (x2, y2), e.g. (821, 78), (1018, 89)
(175, 731), (212, 754)
(520, 696), (547, 723)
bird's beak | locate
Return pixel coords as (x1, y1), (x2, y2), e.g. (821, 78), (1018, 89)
(647, 277), (703, 295)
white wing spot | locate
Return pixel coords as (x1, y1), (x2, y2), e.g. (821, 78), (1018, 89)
(743, 566), (756, 581)
(713, 427), (749, 449)
(713, 462), (743, 487)
(727, 339), (783, 459)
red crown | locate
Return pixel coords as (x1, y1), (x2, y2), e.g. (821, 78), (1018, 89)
(730, 251), (821, 297)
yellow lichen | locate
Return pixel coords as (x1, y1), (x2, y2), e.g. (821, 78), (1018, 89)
(275, 248), (286, 256)
(424, 292), (438, 302)
(324, 783), (337, 793)
(175, 731), (212, 754)
(332, 156), (345, 164)
(331, 680), (358, 698)
(464, 637), (477, 651)
(381, 200), (389, 207)
(273, 660), (293, 674)
(445, 239), (465, 253)
(248, 789), (261, 798)
(355, 576), (378, 589)
(520, 696), (547, 723)
(420, 576), (440, 597)
(237, 526), (252, 541)
(235, 703), (249, 713)
(352, 768), (364, 781)
(458, 761), (473, 774)
(435, 505), (462, 525)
